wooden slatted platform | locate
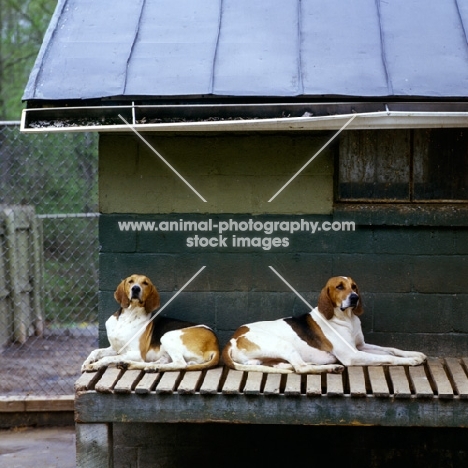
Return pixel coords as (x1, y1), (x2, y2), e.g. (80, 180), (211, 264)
(75, 358), (468, 428)
(75, 358), (468, 467)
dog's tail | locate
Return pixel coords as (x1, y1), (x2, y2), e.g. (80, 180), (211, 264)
(221, 339), (294, 374)
(185, 349), (220, 371)
(221, 340), (235, 368)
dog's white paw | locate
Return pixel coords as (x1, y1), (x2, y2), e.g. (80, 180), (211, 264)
(82, 365), (95, 372)
(83, 361), (106, 372)
(81, 351), (102, 372)
(295, 363), (344, 374)
(408, 354), (426, 366)
(143, 363), (161, 373)
(413, 352), (427, 362)
(273, 362), (294, 371)
(399, 351), (426, 365)
(81, 361), (96, 372)
(329, 364), (345, 374)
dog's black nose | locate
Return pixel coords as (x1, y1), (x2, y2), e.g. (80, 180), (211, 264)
(131, 284), (141, 298)
(349, 292), (359, 306)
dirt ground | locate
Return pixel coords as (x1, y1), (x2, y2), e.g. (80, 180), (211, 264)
(0, 426), (76, 468)
(0, 326), (98, 396)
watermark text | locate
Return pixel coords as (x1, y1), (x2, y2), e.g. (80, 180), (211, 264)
(117, 217), (355, 251)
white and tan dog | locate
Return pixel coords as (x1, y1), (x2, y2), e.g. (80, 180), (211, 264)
(222, 276), (426, 374)
(82, 274), (219, 372)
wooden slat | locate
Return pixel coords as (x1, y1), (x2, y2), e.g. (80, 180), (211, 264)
(445, 358), (468, 398)
(178, 371), (202, 394)
(199, 367), (223, 395)
(263, 374), (282, 396)
(427, 358), (454, 399)
(0, 397), (25, 412)
(95, 367), (122, 394)
(244, 372), (263, 395)
(368, 366), (389, 397)
(0, 396), (74, 412)
(24, 396), (74, 412)
(408, 365), (433, 398)
(306, 374), (322, 396)
(221, 369), (244, 394)
(75, 371), (101, 392)
(114, 370), (143, 394)
(389, 366), (411, 398)
(155, 372), (181, 394)
(134, 372), (161, 394)
(348, 367), (366, 397)
(326, 373), (344, 397)
(284, 373), (301, 396)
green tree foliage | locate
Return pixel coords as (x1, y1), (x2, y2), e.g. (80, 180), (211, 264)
(0, 2), (99, 325)
(0, 0), (57, 120)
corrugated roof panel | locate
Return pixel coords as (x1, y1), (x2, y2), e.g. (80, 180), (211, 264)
(25, 0), (144, 100)
(213, 0), (301, 96)
(22, 0), (468, 102)
(380, 0), (468, 96)
(124, 0), (221, 96)
(300, 0), (389, 97)
(457, 0), (468, 32)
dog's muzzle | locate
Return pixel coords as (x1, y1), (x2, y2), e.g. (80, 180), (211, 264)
(349, 293), (359, 307)
(341, 292), (359, 310)
(131, 284), (142, 300)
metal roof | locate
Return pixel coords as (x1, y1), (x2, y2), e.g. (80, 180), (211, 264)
(23, 0), (468, 103)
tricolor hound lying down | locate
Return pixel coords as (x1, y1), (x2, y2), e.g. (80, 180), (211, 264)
(82, 274), (219, 372)
(222, 276), (426, 374)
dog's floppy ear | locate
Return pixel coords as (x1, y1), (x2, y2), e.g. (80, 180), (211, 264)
(144, 284), (160, 314)
(318, 286), (334, 320)
(114, 279), (130, 308)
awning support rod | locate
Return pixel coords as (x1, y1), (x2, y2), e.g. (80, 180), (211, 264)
(118, 114), (208, 203)
(268, 114), (358, 202)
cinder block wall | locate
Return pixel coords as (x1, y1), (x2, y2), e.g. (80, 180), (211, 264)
(99, 132), (468, 355)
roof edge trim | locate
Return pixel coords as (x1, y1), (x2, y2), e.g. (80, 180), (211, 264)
(20, 107), (468, 133)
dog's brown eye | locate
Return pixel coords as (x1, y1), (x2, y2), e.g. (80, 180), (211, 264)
(143, 281), (148, 285)
(128, 279), (134, 284)
(337, 284), (344, 290)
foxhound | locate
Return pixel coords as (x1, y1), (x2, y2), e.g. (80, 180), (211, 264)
(222, 276), (426, 374)
(82, 274), (219, 372)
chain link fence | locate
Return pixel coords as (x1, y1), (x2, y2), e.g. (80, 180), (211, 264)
(0, 122), (99, 396)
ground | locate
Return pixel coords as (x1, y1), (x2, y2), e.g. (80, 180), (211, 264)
(0, 326), (98, 396)
(0, 426), (76, 468)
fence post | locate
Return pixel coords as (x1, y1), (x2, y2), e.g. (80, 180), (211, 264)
(1, 205), (43, 344)
(0, 218), (12, 347)
(31, 211), (44, 337)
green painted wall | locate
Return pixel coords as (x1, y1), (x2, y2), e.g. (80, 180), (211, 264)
(99, 213), (468, 355)
(98, 131), (468, 356)
(99, 133), (334, 214)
